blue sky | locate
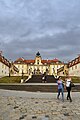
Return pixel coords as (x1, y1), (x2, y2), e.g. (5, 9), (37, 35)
(0, 0), (80, 62)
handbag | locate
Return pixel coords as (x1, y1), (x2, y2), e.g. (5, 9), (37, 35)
(70, 82), (75, 87)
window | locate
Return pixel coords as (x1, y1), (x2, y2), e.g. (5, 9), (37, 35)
(2, 64), (4, 68)
(75, 65), (77, 69)
(18, 65), (20, 68)
(5, 66), (6, 69)
(37, 60), (39, 64)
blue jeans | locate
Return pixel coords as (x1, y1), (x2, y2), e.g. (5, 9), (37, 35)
(57, 88), (64, 100)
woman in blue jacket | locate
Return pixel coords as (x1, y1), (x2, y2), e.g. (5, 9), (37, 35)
(57, 76), (64, 102)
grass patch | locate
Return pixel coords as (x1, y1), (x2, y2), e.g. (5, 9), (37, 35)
(71, 76), (80, 83)
(61, 76), (80, 83)
(0, 76), (28, 83)
(0, 76), (80, 83)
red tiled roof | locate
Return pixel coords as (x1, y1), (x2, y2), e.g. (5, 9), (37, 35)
(53, 58), (60, 62)
(41, 60), (51, 64)
(41, 58), (60, 64)
(14, 58), (25, 64)
(0, 55), (10, 67)
(14, 58), (61, 64)
(24, 60), (35, 64)
(15, 58), (24, 62)
(68, 56), (80, 67)
(14, 58), (35, 64)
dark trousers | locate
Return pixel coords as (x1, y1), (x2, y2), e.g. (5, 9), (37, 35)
(66, 87), (72, 101)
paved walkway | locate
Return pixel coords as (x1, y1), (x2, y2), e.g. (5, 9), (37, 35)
(0, 83), (80, 85)
(0, 90), (80, 120)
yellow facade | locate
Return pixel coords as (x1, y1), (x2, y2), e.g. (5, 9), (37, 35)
(14, 52), (64, 76)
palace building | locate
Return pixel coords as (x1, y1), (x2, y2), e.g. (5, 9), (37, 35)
(0, 52), (18, 77)
(1, 51), (80, 77)
(14, 52), (64, 76)
(68, 55), (80, 76)
(0, 53), (10, 77)
(57, 55), (80, 77)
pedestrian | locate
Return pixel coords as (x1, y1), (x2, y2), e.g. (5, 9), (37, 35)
(42, 72), (47, 83)
(65, 76), (72, 102)
(57, 76), (64, 102)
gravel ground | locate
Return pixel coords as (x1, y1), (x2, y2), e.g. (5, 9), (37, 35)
(0, 89), (80, 120)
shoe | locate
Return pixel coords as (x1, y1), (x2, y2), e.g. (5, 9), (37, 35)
(70, 99), (72, 102)
(57, 96), (59, 100)
(67, 97), (69, 100)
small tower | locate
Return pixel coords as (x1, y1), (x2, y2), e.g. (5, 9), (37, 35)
(35, 52), (42, 65)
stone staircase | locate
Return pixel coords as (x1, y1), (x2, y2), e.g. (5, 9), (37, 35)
(26, 75), (57, 83)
